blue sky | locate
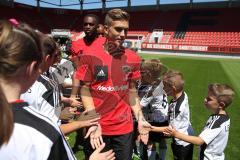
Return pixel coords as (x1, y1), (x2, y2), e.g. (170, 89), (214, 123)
(15, 0), (228, 10)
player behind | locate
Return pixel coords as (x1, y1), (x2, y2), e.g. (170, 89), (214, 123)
(70, 14), (102, 153)
(164, 83), (234, 160)
(150, 70), (194, 160)
(71, 14), (100, 57)
(70, 14), (102, 105)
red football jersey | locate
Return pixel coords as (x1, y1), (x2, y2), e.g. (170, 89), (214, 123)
(71, 36), (105, 57)
(75, 44), (141, 135)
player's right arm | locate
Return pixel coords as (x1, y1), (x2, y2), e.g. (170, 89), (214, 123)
(69, 76), (83, 107)
(74, 54), (103, 149)
(80, 82), (95, 111)
(69, 41), (81, 99)
(81, 82), (103, 149)
(70, 77), (80, 99)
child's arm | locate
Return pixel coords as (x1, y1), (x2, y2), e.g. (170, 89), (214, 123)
(174, 131), (204, 146)
(150, 126), (168, 133)
(60, 117), (100, 135)
(164, 127), (205, 146)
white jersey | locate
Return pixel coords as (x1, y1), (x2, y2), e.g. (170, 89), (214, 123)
(20, 73), (61, 123)
(0, 102), (76, 160)
(138, 81), (168, 123)
(199, 114), (230, 160)
(168, 92), (194, 146)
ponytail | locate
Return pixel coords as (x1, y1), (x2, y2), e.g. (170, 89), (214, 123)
(0, 86), (13, 147)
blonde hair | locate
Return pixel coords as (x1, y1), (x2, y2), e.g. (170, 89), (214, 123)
(163, 70), (184, 93)
(141, 59), (167, 80)
(105, 9), (130, 26)
(208, 83), (235, 108)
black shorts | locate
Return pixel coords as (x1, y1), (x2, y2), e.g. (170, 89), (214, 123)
(137, 121), (169, 160)
(83, 132), (134, 160)
(171, 142), (193, 160)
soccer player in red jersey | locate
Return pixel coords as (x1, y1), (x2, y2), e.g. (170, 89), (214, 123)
(75, 9), (151, 160)
(70, 14), (104, 100)
(70, 14), (104, 153)
(71, 14), (104, 57)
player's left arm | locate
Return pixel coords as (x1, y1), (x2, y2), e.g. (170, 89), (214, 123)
(128, 54), (145, 121)
(129, 81), (143, 121)
(129, 81), (151, 145)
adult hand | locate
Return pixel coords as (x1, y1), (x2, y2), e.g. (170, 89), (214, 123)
(138, 119), (151, 145)
(85, 124), (103, 149)
(89, 143), (115, 160)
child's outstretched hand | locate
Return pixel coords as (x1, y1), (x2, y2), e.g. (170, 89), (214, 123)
(89, 143), (115, 160)
(59, 107), (76, 121)
(163, 125), (177, 137)
(150, 126), (169, 133)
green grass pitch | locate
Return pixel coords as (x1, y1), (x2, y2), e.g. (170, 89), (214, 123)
(67, 53), (240, 160)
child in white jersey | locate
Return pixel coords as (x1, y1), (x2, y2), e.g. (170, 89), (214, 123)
(137, 59), (168, 160)
(150, 70), (194, 160)
(0, 20), (76, 160)
(164, 83), (234, 160)
(0, 20), (115, 160)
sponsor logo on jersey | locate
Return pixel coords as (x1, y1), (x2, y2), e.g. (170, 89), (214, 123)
(97, 85), (128, 92)
(94, 65), (108, 81)
(97, 69), (106, 77)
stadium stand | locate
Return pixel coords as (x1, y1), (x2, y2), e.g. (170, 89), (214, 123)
(139, 8), (240, 54)
(1, 2), (239, 54)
